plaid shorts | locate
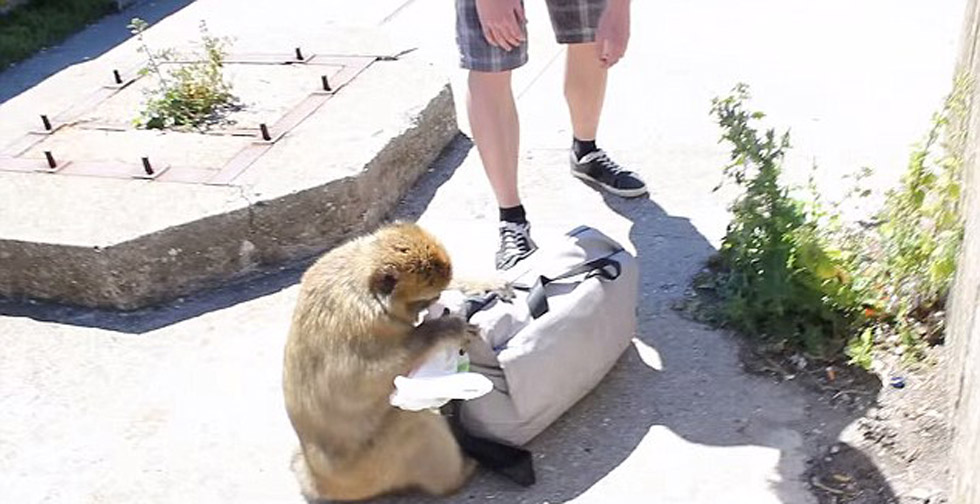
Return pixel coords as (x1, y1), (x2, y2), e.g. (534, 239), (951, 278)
(455, 0), (608, 72)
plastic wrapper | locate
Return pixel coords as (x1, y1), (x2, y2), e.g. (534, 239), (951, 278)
(389, 290), (493, 411)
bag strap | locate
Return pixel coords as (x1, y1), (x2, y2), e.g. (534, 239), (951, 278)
(463, 291), (503, 320)
(514, 255), (622, 319)
(442, 400), (536, 486)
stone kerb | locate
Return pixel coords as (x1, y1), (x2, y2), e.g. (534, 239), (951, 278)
(0, 46), (458, 309)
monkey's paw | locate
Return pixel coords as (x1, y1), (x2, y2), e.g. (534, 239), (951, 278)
(452, 277), (517, 303)
(415, 315), (467, 342)
(491, 281), (517, 303)
(463, 323), (483, 345)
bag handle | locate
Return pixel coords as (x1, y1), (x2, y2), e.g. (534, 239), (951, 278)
(463, 292), (500, 320)
(515, 256), (622, 319)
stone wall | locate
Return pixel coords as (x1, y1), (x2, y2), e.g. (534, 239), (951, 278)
(948, 0), (980, 502)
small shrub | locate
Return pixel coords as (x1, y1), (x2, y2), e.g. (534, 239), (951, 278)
(707, 84), (862, 358)
(701, 76), (970, 369)
(835, 73), (971, 365)
(128, 17), (239, 130)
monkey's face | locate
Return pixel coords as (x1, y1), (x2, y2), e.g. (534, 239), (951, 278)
(369, 223), (453, 313)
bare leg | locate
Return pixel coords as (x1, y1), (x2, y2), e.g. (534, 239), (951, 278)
(467, 70), (521, 208)
(563, 41), (647, 198)
(564, 42), (608, 143)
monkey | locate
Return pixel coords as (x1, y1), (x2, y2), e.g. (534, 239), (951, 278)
(282, 221), (492, 502)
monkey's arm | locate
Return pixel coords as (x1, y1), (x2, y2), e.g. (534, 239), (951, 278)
(366, 317), (475, 380)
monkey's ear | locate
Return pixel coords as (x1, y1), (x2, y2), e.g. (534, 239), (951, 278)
(370, 266), (399, 296)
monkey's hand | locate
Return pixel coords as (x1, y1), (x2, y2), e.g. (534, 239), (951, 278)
(402, 317), (481, 377)
(463, 322), (482, 346)
(408, 316), (471, 353)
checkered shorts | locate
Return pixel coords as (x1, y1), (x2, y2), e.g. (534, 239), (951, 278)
(455, 0), (607, 72)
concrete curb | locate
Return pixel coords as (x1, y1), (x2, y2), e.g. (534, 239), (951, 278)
(0, 84), (458, 310)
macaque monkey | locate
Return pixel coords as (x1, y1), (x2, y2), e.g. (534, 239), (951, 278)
(282, 222), (487, 501)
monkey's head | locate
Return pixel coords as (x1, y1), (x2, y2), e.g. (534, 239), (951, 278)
(368, 223), (453, 315)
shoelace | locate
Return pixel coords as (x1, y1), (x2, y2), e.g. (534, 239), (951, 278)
(588, 150), (627, 175)
(500, 225), (531, 253)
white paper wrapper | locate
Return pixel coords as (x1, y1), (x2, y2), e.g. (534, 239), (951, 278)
(389, 290), (493, 411)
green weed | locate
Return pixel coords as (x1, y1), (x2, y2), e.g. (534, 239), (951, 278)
(702, 77), (970, 369)
(837, 73), (970, 366)
(707, 84), (861, 359)
(128, 17), (239, 130)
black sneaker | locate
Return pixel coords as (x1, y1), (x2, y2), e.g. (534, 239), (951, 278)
(570, 149), (648, 198)
(495, 221), (537, 270)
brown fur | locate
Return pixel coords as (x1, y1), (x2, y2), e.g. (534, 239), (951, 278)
(282, 222), (477, 502)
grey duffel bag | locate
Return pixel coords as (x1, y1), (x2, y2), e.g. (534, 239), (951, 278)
(458, 225), (639, 446)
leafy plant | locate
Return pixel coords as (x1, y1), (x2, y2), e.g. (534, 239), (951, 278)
(701, 76), (970, 370)
(128, 17), (239, 130)
(845, 326), (875, 370)
(835, 73), (971, 365)
(707, 84), (862, 358)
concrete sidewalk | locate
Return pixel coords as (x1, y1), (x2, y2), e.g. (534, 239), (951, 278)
(0, 0), (966, 502)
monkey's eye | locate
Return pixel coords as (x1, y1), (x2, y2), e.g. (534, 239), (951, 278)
(395, 246), (409, 254)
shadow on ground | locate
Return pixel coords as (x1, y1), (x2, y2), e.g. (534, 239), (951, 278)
(0, 135), (896, 502)
(0, 135), (472, 334)
(374, 164), (898, 503)
(0, 0), (196, 104)
(593, 191), (896, 504)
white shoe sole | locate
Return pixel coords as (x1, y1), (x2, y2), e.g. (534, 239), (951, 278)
(496, 247), (537, 271)
(571, 169), (649, 198)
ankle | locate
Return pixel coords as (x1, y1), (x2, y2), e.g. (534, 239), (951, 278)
(499, 205), (527, 224)
(572, 138), (598, 160)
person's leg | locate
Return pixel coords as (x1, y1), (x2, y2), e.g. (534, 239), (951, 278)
(564, 41), (607, 155)
(467, 71), (520, 211)
(467, 71), (537, 270)
(456, 0), (537, 270)
(547, 0), (647, 198)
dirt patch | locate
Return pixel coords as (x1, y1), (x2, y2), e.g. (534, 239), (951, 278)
(674, 285), (952, 504)
(740, 344), (951, 504)
(829, 348), (951, 504)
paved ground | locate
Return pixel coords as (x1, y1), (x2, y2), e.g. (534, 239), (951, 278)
(0, 0), (967, 502)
